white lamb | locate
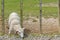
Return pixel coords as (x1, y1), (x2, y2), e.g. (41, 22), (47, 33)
(8, 12), (24, 38)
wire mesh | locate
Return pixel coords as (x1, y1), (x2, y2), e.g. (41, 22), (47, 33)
(1, 0), (58, 35)
(0, 0), (59, 40)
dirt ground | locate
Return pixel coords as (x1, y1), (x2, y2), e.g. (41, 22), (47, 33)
(23, 17), (59, 34)
(0, 16), (59, 34)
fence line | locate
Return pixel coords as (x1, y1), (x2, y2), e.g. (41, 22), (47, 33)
(1, 0), (43, 34)
(0, 0), (58, 35)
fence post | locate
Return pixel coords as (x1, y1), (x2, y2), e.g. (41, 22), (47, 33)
(58, 0), (60, 26)
(59, 0), (60, 33)
(40, 0), (42, 34)
(1, 0), (5, 34)
(20, 0), (23, 28)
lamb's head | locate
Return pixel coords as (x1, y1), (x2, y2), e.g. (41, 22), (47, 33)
(16, 28), (25, 38)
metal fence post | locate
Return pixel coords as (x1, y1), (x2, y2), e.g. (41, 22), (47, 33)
(40, 0), (42, 34)
(58, 0), (60, 27)
(20, 0), (23, 28)
(1, 0), (5, 33)
(59, 0), (60, 33)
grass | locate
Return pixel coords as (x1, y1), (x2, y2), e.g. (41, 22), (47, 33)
(0, 0), (58, 19)
(31, 32), (60, 37)
(42, 0), (58, 3)
(42, 7), (58, 18)
(0, 32), (6, 36)
(0, 32), (20, 37)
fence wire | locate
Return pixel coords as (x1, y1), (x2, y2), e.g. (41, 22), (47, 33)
(0, 0), (59, 40)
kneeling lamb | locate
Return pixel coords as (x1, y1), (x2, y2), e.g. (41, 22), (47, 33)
(8, 12), (24, 38)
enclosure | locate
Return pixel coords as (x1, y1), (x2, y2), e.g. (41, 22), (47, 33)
(0, 0), (59, 40)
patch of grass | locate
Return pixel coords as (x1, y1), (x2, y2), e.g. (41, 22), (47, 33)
(8, 34), (20, 38)
(0, 0), (58, 19)
(0, 0), (1, 16)
(31, 33), (60, 37)
(23, 7), (58, 18)
(42, 7), (58, 18)
(42, 0), (58, 3)
(0, 32), (5, 36)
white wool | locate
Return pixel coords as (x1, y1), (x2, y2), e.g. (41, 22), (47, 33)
(8, 12), (20, 26)
(8, 12), (21, 31)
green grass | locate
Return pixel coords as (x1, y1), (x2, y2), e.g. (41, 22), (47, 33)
(0, 0), (1, 16)
(0, 32), (6, 36)
(0, 0), (58, 19)
(31, 32), (60, 37)
(42, 7), (58, 18)
(42, 0), (58, 3)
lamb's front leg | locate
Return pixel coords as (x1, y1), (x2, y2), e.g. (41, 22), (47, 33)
(7, 25), (13, 40)
(8, 25), (13, 35)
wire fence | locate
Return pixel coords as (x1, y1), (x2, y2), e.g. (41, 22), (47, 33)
(0, 0), (59, 40)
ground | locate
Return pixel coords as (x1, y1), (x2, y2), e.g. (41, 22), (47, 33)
(0, 16), (59, 34)
(0, 34), (60, 40)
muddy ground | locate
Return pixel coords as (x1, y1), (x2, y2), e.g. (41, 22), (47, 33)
(0, 16), (59, 34)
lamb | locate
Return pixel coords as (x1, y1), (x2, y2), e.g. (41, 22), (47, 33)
(8, 12), (24, 38)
